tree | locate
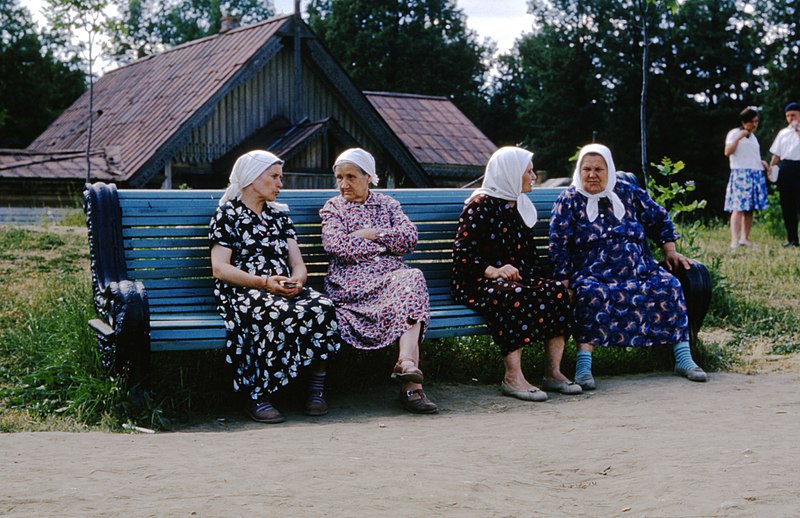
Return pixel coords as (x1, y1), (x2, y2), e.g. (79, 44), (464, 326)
(45, 0), (113, 179)
(306, 0), (492, 123)
(484, 0), (775, 215)
(0, 0), (86, 147)
(751, 0), (800, 138)
(108, 0), (276, 62)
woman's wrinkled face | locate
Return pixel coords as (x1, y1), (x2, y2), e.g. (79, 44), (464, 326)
(249, 163), (283, 202)
(579, 154), (608, 195)
(335, 162), (371, 203)
(521, 162), (535, 193)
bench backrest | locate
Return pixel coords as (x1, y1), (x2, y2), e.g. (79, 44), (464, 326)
(119, 189), (561, 314)
(117, 188), (565, 320)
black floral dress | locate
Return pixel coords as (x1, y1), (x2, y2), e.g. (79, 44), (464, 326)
(452, 194), (571, 355)
(209, 198), (341, 400)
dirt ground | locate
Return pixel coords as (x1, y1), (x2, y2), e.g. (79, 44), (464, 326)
(2, 370), (799, 517)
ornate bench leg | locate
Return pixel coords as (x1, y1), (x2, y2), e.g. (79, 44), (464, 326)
(94, 280), (151, 395)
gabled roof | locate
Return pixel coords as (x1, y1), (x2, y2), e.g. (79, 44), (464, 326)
(0, 148), (121, 181)
(364, 91), (496, 169)
(27, 16), (292, 184)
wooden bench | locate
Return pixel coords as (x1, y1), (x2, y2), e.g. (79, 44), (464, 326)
(83, 180), (711, 387)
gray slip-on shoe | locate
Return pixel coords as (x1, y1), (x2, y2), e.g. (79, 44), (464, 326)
(542, 377), (583, 395)
(500, 381), (548, 402)
(675, 366), (708, 382)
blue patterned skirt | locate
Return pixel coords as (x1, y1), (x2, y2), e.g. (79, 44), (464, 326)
(724, 168), (768, 212)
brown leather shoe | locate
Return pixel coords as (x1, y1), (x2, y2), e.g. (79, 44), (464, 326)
(401, 388), (438, 414)
(304, 392), (329, 416)
(246, 400), (286, 424)
(391, 358), (424, 384)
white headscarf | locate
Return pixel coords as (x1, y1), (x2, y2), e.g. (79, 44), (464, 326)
(219, 150), (288, 211)
(333, 148), (379, 186)
(571, 144), (626, 222)
(466, 146), (537, 228)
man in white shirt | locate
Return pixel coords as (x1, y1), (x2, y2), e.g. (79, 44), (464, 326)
(769, 101), (800, 247)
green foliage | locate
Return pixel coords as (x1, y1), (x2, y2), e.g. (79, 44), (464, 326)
(488, 0), (791, 215)
(307, 0), (492, 123)
(0, 0), (86, 147)
(647, 157), (707, 254)
(107, 0), (276, 62)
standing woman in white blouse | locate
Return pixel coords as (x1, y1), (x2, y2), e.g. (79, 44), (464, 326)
(723, 107), (769, 249)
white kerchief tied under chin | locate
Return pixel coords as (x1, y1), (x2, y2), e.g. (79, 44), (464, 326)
(333, 148), (379, 186)
(467, 146), (537, 228)
(572, 143), (626, 222)
(219, 150), (289, 211)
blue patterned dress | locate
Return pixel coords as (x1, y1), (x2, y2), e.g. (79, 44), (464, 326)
(549, 181), (689, 348)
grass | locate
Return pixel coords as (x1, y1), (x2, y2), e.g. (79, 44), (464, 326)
(689, 222), (800, 372)
(0, 217), (798, 432)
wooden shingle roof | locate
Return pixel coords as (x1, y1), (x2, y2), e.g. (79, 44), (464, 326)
(364, 92), (496, 169)
(27, 16), (291, 185)
(0, 149), (121, 181)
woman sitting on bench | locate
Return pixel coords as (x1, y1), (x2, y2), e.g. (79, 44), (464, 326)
(209, 150), (342, 424)
(320, 148), (437, 414)
(452, 146), (580, 402)
(548, 143), (708, 390)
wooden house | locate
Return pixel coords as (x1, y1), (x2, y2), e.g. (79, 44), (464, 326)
(1, 14), (495, 203)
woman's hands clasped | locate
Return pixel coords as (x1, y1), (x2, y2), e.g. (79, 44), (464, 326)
(262, 275), (304, 298)
(484, 264), (522, 282)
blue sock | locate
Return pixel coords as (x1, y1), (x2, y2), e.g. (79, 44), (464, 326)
(673, 341), (698, 371)
(576, 350), (593, 380)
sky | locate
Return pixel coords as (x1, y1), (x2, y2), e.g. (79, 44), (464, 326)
(273, 0), (535, 55)
(27, 0), (534, 57)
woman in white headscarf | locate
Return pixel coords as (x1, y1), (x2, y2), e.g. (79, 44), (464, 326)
(452, 146), (579, 402)
(320, 148), (437, 414)
(209, 150), (342, 424)
(549, 144), (707, 391)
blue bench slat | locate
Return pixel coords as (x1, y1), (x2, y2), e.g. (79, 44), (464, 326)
(150, 314), (222, 323)
(123, 227), (209, 238)
(151, 339), (225, 352)
(131, 267), (211, 279)
(150, 304), (218, 312)
(124, 240), (209, 251)
(125, 248), (211, 260)
(127, 258), (211, 269)
(122, 215), (217, 226)
(141, 278), (214, 289)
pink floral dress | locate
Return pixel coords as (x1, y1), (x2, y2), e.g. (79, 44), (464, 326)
(320, 192), (430, 350)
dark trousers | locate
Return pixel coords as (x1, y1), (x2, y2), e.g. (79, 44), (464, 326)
(778, 159), (800, 243)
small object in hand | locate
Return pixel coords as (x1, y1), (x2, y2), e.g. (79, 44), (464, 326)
(768, 165), (779, 183)
(280, 281), (298, 288)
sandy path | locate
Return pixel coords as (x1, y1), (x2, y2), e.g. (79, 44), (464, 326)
(2, 371), (799, 517)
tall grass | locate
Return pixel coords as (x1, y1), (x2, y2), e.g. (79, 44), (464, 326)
(0, 227), (129, 431)
(1, 218), (798, 432)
